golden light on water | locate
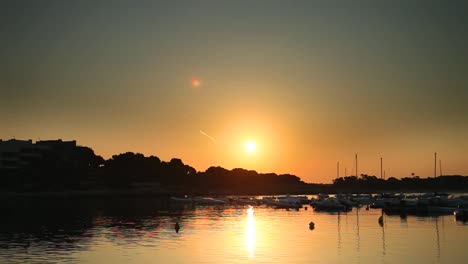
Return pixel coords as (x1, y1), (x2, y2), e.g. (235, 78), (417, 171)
(246, 206), (256, 257)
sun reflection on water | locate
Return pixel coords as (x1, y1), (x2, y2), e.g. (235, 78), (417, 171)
(246, 206), (256, 257)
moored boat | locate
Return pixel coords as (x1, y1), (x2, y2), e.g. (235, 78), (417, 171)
(262, 196), (301, 209)
(454, 208), (468, 221)
(193, 197), (226, 205)
(171, 197), (194, 203)
(310, 198), (349, 212)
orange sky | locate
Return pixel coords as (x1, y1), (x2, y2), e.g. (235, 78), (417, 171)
(1, 2), (467, 183)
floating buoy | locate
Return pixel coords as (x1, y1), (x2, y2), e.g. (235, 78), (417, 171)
(309, 221), (315, 230)
(365, 205), (370, 210)
(378, 216), (383, 227)
(175, 222), (180, 233)
(304, 206), (308, 210)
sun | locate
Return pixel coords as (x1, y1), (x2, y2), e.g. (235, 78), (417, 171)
(245, 141), (256, 153)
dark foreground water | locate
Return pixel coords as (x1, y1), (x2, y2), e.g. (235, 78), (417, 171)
(0, 197), (466, 263)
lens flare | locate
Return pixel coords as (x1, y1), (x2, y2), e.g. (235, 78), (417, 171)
(191, 78), (201, 87)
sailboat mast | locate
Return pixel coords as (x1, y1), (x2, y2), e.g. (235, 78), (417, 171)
(380, 157), (383, 179)
(355, 154), (358, 177)
(439, 160), (442, 177)
(434, 152), (437, 178)
(337, 161), (339, 179)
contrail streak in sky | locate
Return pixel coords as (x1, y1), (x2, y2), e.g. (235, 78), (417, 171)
(200, 130), (217, 143)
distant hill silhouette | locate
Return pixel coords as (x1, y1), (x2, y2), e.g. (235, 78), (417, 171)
(0, 139), (467, 194)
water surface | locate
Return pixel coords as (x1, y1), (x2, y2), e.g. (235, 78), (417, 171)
(0, 197), (466, 263)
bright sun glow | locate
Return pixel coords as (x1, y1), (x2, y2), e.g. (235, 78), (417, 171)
(245, 141), (256, 152)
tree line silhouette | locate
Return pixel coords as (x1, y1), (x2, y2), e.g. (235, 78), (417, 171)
(332, 174), (468, 193)
(1, 145), (467, 194)
(0, 147), (306, 194)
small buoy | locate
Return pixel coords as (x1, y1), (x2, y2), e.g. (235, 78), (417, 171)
(309, 221), (315, 230)
(366, 205), (370, 210)
(378, 216), (383, 226)
(304, 206), (308, 210)
(175, 222), (180, 233)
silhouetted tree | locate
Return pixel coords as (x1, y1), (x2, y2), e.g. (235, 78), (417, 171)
(3, 142), (467, 194)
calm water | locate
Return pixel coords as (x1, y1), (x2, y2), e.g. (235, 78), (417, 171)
(0, 197), (466, 263)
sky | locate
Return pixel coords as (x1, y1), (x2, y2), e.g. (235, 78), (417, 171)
(1, 0), (467, 183)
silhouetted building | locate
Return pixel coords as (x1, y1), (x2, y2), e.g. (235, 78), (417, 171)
(0, 139), (77, 171)
(0, 139), (34, 170)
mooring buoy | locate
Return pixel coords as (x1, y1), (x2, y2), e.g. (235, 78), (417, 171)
(378, 216), (383, 226)
(309, 221), (315, 230)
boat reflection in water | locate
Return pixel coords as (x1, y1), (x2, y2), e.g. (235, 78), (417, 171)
(246, 206), (256, 257)
(0, 196), (466, 263)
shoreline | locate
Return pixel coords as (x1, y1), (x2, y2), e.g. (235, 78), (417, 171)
(1, 188), (467, 199)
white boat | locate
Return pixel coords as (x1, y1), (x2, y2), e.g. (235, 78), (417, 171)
(272, 200), (302, 209)
(317, 193), (329, 200)
(335, 194), (356, 207)
(261, 197), (278, 206)
(262, 197), (301, 209)
(284, 195), (310, 204)
(170, 197), (194, 203)
(352, 196), (372, 205)
(400, 198), (419, 206)
(425, 206), (456, 214)
(370, 198), (400, 208)
(454, 208), (468, 221)
(193, 197), (225, 205)
(231, 197), (259, 205)
(278, 195), (302, 204)
(310, 198), (347, 211)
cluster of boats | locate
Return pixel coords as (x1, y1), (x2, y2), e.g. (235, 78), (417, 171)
(370, 193), (468, 220)
(171, 195), (307, 208)
(170, 193), (468, 221)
